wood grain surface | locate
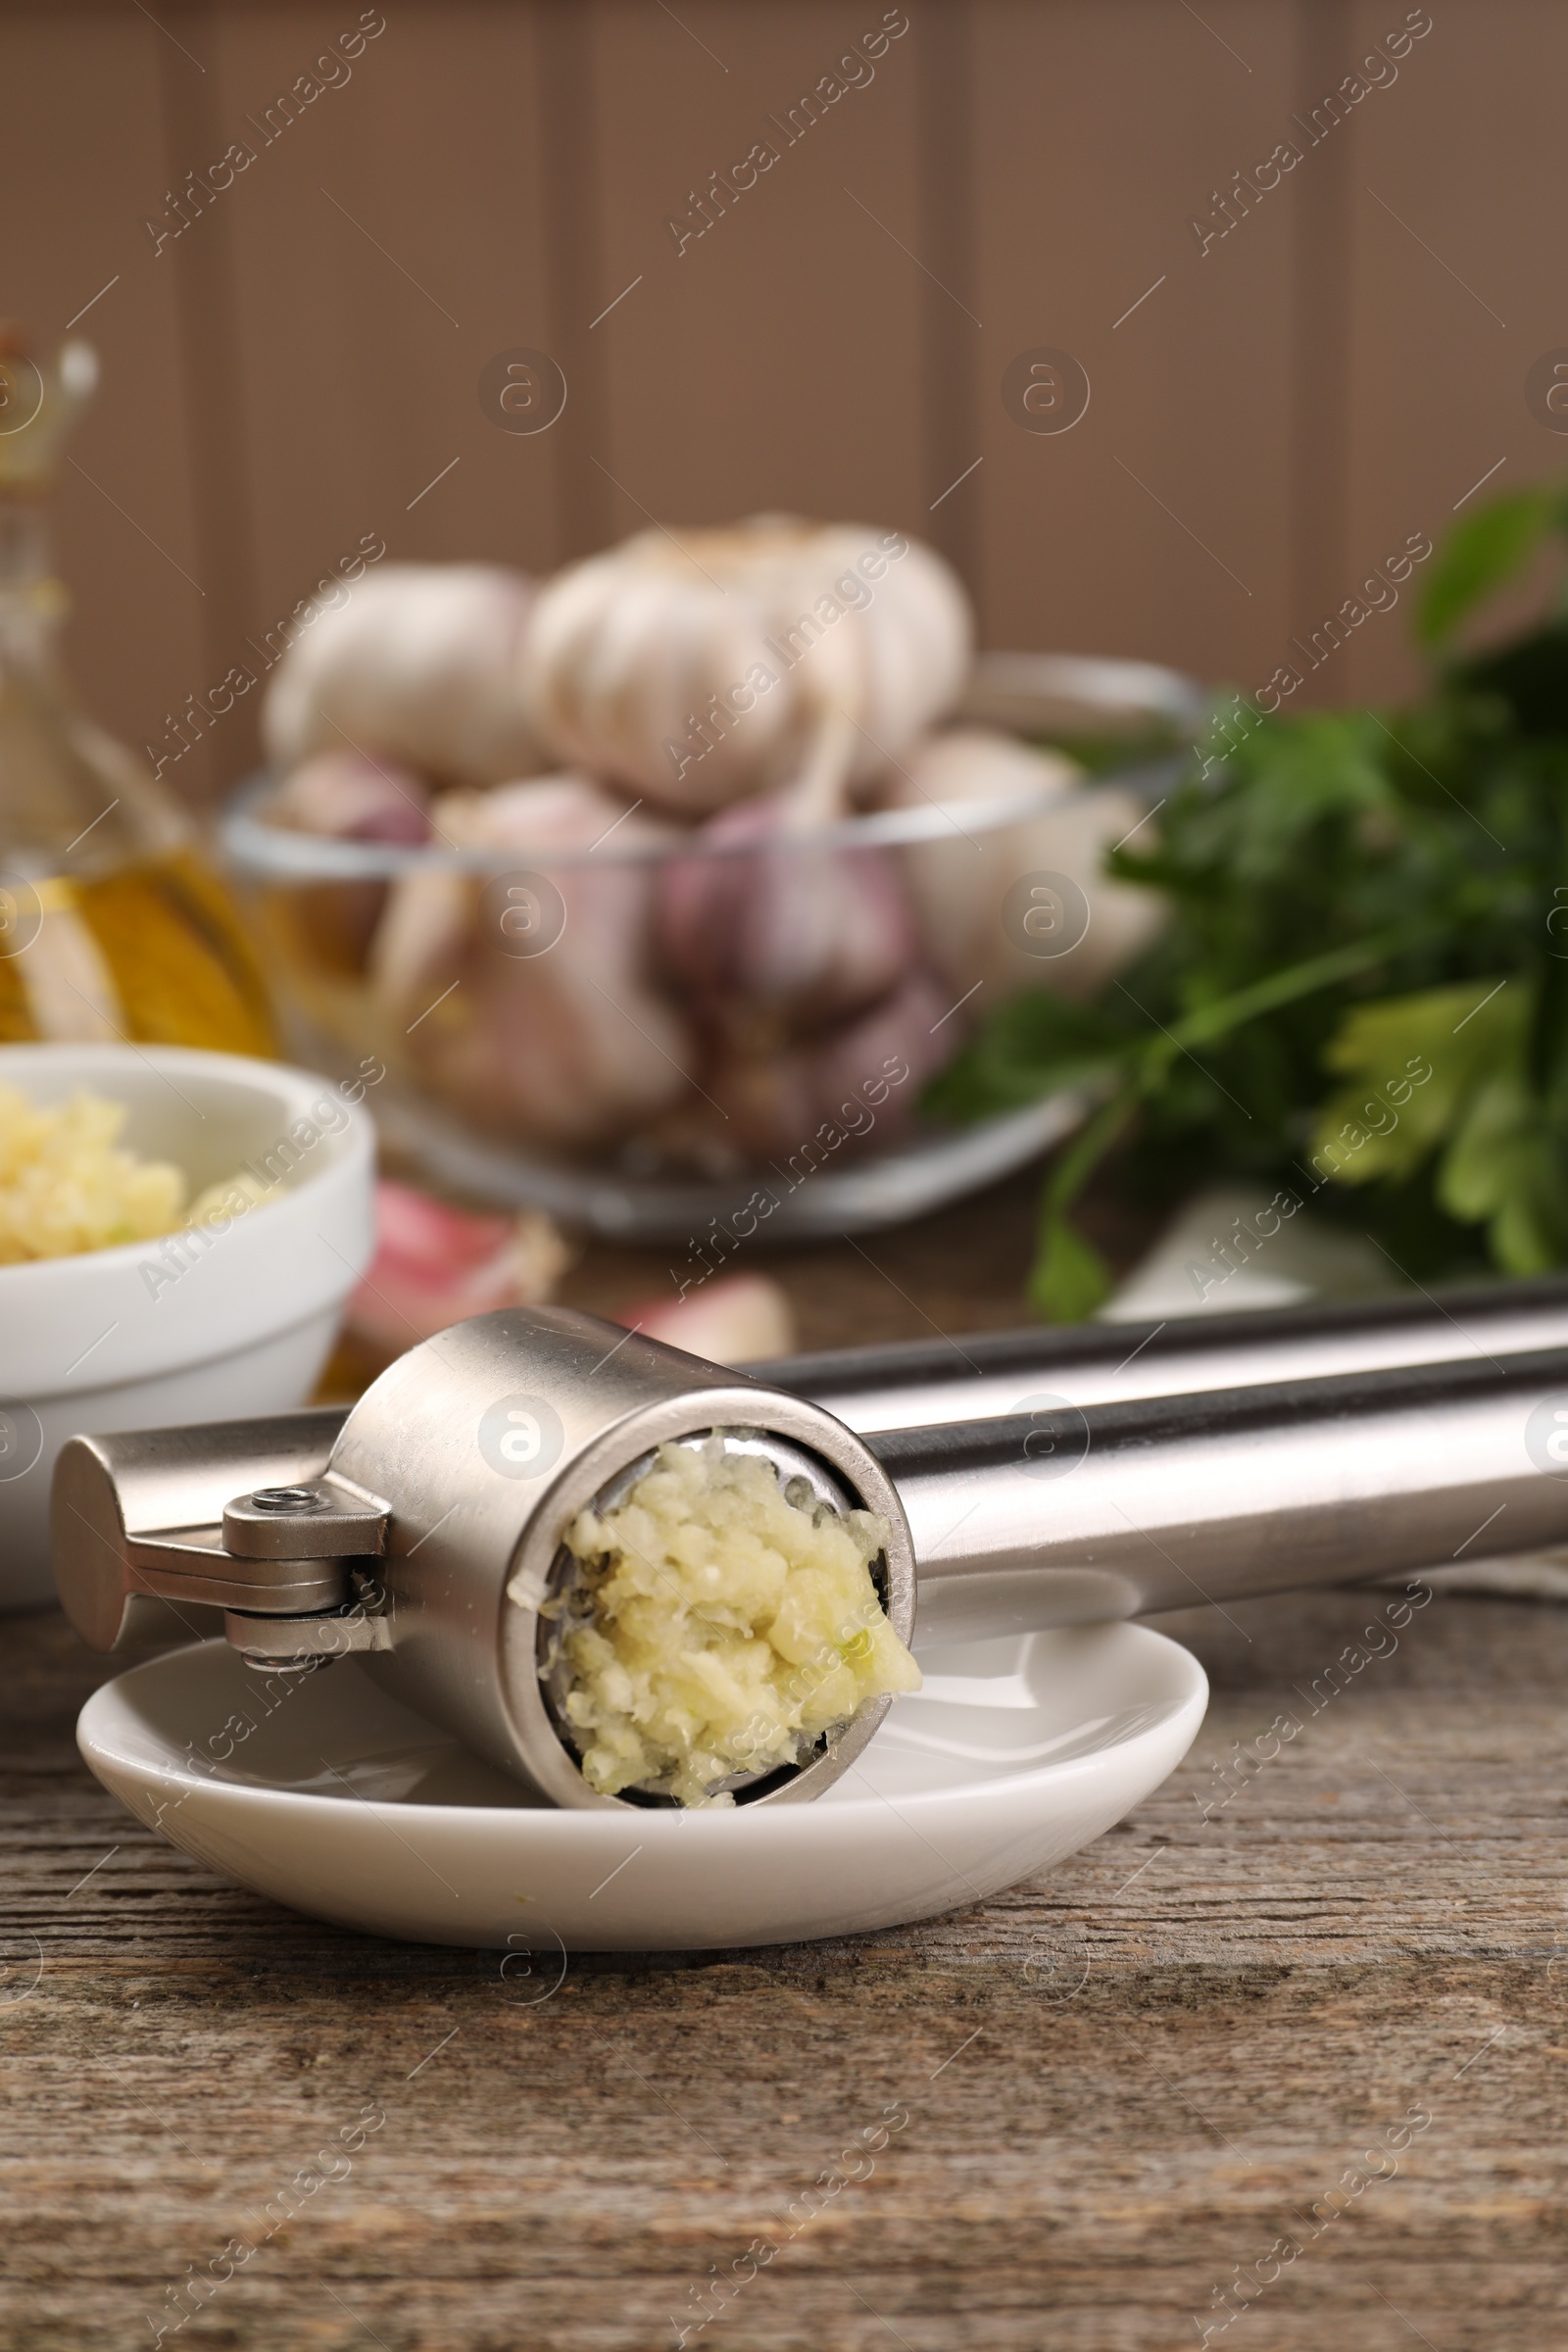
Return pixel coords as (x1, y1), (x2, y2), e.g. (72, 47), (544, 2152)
(5, 1185), (1567, 2351)
(551, 1159), (1163, 1357)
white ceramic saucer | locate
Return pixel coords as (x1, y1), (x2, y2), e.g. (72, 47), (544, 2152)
(77, 1626), (1206, 1951)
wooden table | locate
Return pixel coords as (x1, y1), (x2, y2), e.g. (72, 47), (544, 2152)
(5, 1171), (1565, 2349)
(546, 1161), (1157, 1356)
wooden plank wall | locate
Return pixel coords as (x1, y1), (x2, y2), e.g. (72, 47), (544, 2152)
(0, 0), (1560, 806)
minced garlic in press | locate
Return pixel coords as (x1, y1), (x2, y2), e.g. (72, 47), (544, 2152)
(546, 1437), (921, 1808)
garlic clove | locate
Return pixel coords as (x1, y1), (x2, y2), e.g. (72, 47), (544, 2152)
(612, 1271), (797, 1365)
(369, 777), (698, 1153)
(264, 563), (542, 787)
(366, 855), (470, 1037)
(881, 727), (1165, 1004)
(807, 525), (973, 791)
(656, 792), (916, 1032)
(707, 966), (953, 1160)
(344, 1177), (572, 1352)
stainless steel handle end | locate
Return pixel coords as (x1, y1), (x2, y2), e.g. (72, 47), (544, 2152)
(50, 1410), (347, 1651)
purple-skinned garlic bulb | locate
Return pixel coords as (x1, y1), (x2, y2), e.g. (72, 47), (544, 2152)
(656, 792), (916, 1034)
(706, 968), (953, 1162)
(268, 749), (431, 846)
(369, 776), (697, 1153)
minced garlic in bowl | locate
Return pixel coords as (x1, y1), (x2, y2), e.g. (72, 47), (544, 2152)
(547, 1436), (922, 1808)
(0, 1081), (276, 1263)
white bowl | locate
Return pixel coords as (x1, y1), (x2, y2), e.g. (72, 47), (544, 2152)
(0, 1043), (375, 1610)
(76, 1622), (1207, 1950)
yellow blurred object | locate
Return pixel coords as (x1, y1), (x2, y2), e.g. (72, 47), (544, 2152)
(0, 327), (276, 1055)
(0, 854), (275, 1052)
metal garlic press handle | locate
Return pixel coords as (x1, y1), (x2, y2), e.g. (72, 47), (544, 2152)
(767, 1272), (1568, 1432)
(872, 1346), (1568, 1644)
(51, 1341), (1568, 1659)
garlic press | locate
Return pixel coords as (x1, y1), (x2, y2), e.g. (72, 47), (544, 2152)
(50, 1295), (1568, 1812)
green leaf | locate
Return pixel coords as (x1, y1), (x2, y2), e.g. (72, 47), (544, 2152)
(1437, 1070), (1536, 1221)
(1168, 926), (1427, 1057)
(1028, 1211), (1113, 1323)
(1418, 488), (1560, 647)
(1310, 979), (1528, 1187)
(1205, 715), (1394, 884)
(924, 991), (1129, 1123)
(1024, 1086), (1142, 1322)
(1435, 1072), (1563, 1273)
(1488, 1174), (1561, 1275)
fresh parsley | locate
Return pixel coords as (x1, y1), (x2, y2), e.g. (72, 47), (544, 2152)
(929, 480), (1568, 1317)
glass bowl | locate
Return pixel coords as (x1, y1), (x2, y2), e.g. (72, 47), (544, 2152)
(220, 652), (1202, 1242)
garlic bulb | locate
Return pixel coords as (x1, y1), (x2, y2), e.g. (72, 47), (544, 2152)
(882, 728), (1165, 1004)
(707, 967), (953, 1160)
(522, 516), (972, 818)
(269, 749), (431, 844)
(369, 777), (695, 1152)
(264, 564), (541, 786)
(657, 792), (915, 1032)
(267, 749), (430, 971)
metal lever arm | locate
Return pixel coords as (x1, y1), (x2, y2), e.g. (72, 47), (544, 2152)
(52, 1410), (356, 1649)
(123, 1480), (390, 1616)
